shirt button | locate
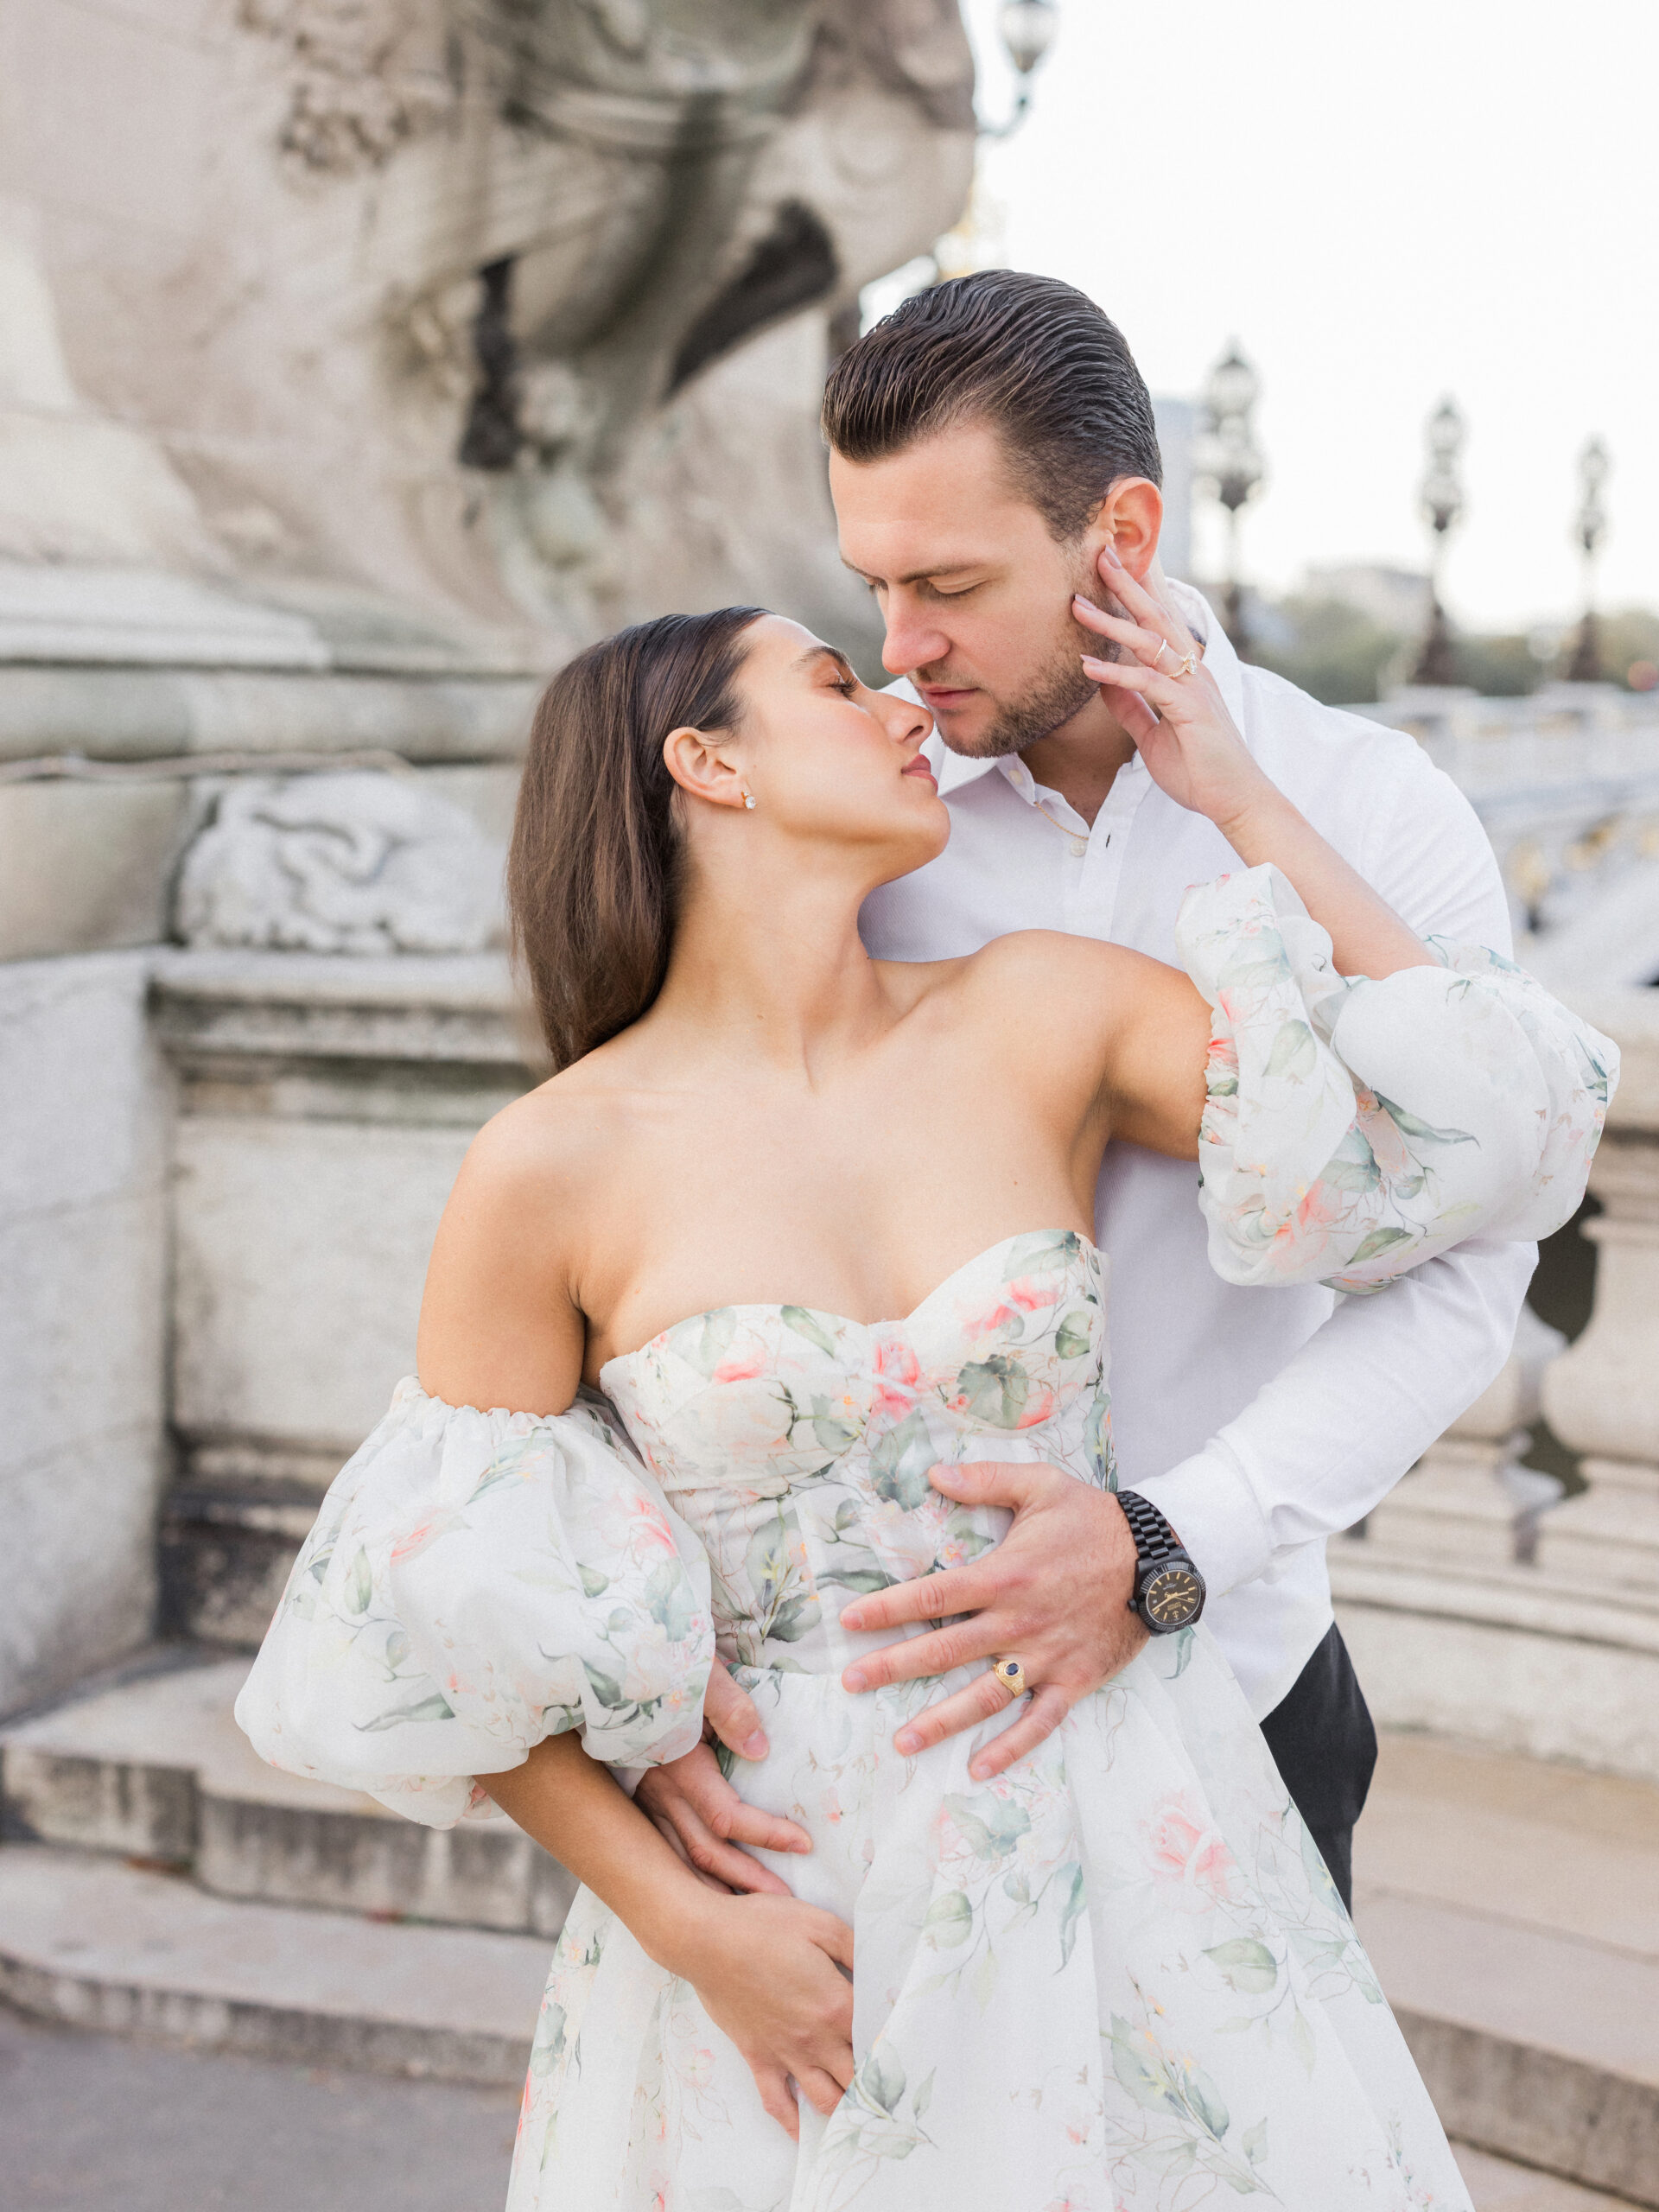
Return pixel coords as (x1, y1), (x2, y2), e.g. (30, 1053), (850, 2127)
(1069, 836), (1087, 857)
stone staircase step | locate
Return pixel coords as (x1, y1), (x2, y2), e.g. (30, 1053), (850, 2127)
(1357, 1732), (1659, 2208)
(1, 1654), (575, 1937)
(0, 1845), (548, 2084)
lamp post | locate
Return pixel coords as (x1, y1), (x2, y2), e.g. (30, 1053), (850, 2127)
(979, 2), (1059, 137)
(1410, 396), (1465, 688)
(1567, 435), (1610, 683)
(1198, 340), (1264, 658)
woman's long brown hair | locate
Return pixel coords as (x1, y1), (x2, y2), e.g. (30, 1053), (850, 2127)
(507, 607), (765, 1071)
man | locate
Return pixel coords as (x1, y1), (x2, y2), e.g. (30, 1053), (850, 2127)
(635, 270), (1529, 1911)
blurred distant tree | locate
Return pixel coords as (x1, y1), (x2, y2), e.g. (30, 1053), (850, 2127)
(1217, 591), (1659, 707)
(1452, 632), (1537, 696)
(1590, 607), (1659, 688)
(1246, 595), (1402, 706)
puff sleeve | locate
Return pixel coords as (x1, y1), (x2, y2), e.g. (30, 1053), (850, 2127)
(235, 1379), (714, 1827)
(1176, 864), (1618, 1296)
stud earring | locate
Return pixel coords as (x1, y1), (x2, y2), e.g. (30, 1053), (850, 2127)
(742, 790), (757, 810)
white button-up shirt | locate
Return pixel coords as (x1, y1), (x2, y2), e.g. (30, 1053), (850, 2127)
(861, 583), (1533, 1719)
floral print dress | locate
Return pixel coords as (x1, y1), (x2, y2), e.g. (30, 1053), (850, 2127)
(237, 867), (1616, 2212)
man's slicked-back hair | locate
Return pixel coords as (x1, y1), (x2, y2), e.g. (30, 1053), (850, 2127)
(822, 270), (1160, 543)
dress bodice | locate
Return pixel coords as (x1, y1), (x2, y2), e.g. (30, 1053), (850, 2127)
(600, 1230), (1113, 1672)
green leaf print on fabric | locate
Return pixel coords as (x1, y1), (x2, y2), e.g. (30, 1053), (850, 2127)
(582, 1662), (625, 1708)
(944, 1791), (1032, 1862)
(864, 2046), (906, 2114)
(807, 1394), (864, 1455)
(781, 1306), (840, 1356)
(1109, 2016), (1182, 2117)
(645, 1558), (698, 1643)
(676, 1307), (736, 1377)
(1344, 1224), (1415, 1269)
(742, 1509), (821, 1645)
(1370, 1092), (1477, 1148)
(356, 1688), (455, 1732)
(923, 1891), (973, 1948)
(1264, 1018), (1318, 1082)
(1057, 1861), (1087, 1967)
(1053, 1311), (1094, 1360)
(1320, 1125), (1382, 1192)
(1205, 1938), (1281, 1997)
(953, 1354), (1031, 1429)
(868, 1408), (938, 1507)
(1084, 1394), (1116, 1489)
(346, 1548), (372, 1616)
(1243, 2117), (1268, 2164)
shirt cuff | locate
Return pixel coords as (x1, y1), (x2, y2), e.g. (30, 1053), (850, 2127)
(1130, 1439), (1274, 1600)
(609, 1764), (645, 1798)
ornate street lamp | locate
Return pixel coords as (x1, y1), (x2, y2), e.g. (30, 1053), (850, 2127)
(1567, 435), (1610, 683)
(1198, 340), (1265, 658)
(1410, 396), (1465, 687)
(980, 2), (1060, 137)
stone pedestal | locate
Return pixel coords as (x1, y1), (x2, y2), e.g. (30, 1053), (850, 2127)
(151, 950), (533, 1645)
(1540, 1005), (1659, 1592)
(0, 955), (172, 1713)
(1364, 1304), (1566, 1568)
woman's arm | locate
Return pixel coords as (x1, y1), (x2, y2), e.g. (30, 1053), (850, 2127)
(420, 1101), (842, 2128)
(480, 1733), (854, 2139)
(1074, 550), (1436, 982)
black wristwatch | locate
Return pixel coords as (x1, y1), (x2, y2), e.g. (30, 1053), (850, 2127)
(1116, 1489), (1206, 1633)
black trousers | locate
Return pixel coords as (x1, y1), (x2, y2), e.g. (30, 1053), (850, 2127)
(1256, 1623), (1377, 1916)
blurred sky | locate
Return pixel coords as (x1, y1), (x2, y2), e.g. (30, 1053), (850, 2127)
(957, 0), (1659, 631)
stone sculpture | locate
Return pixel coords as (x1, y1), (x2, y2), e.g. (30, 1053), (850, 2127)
(5, 0), (976, 663)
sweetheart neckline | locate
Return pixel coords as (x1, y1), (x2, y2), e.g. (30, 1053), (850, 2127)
(597, 1225), (1102, 1387)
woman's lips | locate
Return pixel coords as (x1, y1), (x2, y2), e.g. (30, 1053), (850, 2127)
(903, 758), (938, 785)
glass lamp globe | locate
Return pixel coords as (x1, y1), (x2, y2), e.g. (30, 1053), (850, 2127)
(1205, 343), (1259, 429)
(999, 0), (1059, 76)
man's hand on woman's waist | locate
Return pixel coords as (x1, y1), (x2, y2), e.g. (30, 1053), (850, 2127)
(837, 1460), (1147, 1781)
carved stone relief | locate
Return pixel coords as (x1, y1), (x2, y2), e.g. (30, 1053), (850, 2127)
(176, 773), (505, 954)
(241, 0), (461, 174)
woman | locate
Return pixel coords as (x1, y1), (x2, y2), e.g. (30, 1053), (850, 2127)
(239, 566), (1611, 2209)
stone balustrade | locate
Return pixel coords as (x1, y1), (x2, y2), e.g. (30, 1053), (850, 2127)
(1332, 985), (1659, 1782)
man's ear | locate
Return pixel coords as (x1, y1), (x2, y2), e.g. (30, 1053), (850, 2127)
(1085, 478), (1163, 583)
(663, 725), (745, 810)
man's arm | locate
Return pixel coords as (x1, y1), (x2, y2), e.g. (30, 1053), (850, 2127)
(836, 721), (1539, 1774)
(1134, 737), (1534, 1607)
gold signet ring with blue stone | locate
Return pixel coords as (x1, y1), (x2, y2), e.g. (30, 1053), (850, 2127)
(992, 1656), (1028, 1700)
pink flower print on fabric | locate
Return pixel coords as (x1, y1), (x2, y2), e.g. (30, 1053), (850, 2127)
(1142, 1789), (1242, 1912)
(870, 1333), (922, 1422)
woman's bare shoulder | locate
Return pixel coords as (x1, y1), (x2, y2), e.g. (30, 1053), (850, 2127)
(948, 930), (1177, 1017)
(418, 1058), (644, 1413)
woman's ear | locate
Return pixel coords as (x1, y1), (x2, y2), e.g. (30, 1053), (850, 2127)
(663, 725), (746, 810)
(1086, 478), (1164, 583)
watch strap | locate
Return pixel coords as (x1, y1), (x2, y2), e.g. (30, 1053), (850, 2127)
(1116, 1487), (1187, 1570)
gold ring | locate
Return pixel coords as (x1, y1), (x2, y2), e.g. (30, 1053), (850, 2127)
(992, 1656), (1028, 1700)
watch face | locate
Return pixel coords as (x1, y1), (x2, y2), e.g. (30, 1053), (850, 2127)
(1142, 1564), (1205, 1631)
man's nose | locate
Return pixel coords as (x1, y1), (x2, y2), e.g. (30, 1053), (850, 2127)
(881, 607), (949, 677)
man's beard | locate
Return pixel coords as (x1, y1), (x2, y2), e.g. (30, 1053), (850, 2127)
(956, 653), (1099, 760)
(924, 559), (1110, 760)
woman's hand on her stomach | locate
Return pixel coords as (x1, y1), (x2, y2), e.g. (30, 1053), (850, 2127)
(634, 1656), (812, 1895)
(663, 1891), (855, 2139)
